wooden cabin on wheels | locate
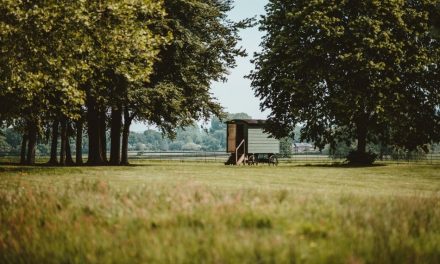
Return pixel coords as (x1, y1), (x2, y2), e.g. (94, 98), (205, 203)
(225, 119), (280, 165)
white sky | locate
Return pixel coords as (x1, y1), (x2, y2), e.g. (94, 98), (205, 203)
(210, 0), (269, 119)
(132, 0), (268, 132)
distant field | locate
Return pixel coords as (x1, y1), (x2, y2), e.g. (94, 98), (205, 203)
(1, 162), (440, 263)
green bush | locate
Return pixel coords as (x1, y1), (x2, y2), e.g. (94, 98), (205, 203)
(346, 150), (377, 165)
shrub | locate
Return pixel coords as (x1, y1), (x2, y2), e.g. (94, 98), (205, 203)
(346, 150), (377, 165)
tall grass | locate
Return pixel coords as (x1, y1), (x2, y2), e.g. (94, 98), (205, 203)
(0, 163), (439, 263)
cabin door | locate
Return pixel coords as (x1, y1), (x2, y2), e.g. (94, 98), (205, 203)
(227, 124), (237, 152)
(227, 123), (245, 153)
(236, 124), (246, 156)
(236, 124), (245, 147)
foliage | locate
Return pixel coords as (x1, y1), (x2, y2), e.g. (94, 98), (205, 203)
(36, 144), (50, 156)
(279, 137), (293, 157)
(135, 0), (251, 136)
(0, 1), (86, 122)
(0, 0), (247, 165)
(1, 121), (227, 153)
(327, 141), (354, 158)
(0, 135), (11, 153)
(433, 2), (440, 36)
(80, 0), (171, 110)
(123, 112), (253, 152)
(346, 150), (377, 165)
(390, 147), (429, 161)
(182, 142), (202, 151)
(2, 128), (21, 149)
(249, 0), (440, 157)
(126, 114), (246, 152)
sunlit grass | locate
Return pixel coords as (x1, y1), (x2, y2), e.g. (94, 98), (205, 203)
(1, 162), (439, 263)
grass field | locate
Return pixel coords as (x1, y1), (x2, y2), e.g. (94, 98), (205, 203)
(1, 162), (440, 263)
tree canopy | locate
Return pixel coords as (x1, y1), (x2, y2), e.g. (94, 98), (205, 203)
(0, 0), (247, 165)
(249, 0), (440, 163)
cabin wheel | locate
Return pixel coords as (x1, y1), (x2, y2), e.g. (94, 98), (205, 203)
(268, 154), (278, 166)
(247, 154), (256, 165)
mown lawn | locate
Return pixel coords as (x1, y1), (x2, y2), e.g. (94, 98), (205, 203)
(0, 162), (439, 263)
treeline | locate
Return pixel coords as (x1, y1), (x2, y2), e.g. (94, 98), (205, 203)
(0, 1), (250, 165)
(129, 113), (251, 152)
(130, 125), (225, 152)
(0, 113), (252, 156)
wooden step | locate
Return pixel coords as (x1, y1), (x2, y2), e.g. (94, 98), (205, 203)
(236, 154), (245, 165)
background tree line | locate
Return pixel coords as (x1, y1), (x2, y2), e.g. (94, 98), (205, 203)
(0, 112), (250, 155)
(0, 0), (250, 165)
(2, 109), (438, 160)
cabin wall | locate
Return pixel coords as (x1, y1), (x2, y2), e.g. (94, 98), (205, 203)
(247, 128), (280, 154)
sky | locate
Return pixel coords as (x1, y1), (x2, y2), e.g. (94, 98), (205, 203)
(131, 0), (268, 132)
(211, 0), (268, 119)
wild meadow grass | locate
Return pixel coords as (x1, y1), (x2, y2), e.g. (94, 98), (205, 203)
(0, 162), (439, 263)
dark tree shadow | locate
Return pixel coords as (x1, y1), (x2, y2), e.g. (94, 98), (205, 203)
(0, 161), (158, 169)
(0, 166), (45, 173)
(294, 163), (387, 168)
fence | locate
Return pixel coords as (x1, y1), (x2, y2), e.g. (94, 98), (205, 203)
(280, 153), (440, 165)
(129, 151), (440, 165)
(1, 151), (440, 165)
(128, 151), (230, 163)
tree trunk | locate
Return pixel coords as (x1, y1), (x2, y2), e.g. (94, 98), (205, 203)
(20, 134), (28, 165)
(48, 119), (59, 165)
(110, 106), (122, 165)
(356, 129), (367, 154)
(356, 118), (368, 154)
(65, 133), (74, 165)
(76, 120), (83, 165)
(120, 107), (132, 165)
(100, 110), (108, 163)
(59, 119), (67, 165)
(26, 123), (37, 165)
(86, 96), (104, 165)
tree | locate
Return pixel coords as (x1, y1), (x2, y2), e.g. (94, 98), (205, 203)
(209, 112), (252, 150)
(2, 128), (21, 152)
(69, 0), (171, 165)
(433, 2), (440, 35)
(210, 113), (253, 133)
(201, 135), (221, 151)
(118, 0), (251, 164)
(0, 0), (248, 166)
(210, 117), (226, 133)
(227, 113), (253, 120)
(250, 0), (440, 164)
(0, 1), (87, 164)
(48, 120), (59, 165)
(0, 134), (11, 153)
(279, 137), (293, 158)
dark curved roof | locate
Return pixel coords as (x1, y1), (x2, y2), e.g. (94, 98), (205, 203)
(226, 119), (267, 126)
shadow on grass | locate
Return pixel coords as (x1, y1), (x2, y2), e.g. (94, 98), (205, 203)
(294, 163), (388, 168)
(127, 163), (205, 168)
(0, 161), (158, 170)
(0, 166), (42, 173)
(0, 162), (93, 171)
